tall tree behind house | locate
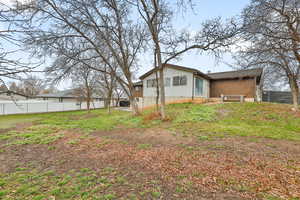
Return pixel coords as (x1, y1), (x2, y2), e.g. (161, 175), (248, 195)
(236, 0), (300, 110)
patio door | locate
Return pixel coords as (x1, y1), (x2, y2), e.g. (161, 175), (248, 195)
(195, 78), (204, 97)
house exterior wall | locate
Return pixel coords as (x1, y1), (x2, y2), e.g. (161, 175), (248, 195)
(142, 67), (210, 98)
(133, 86), (143, 98)
(210, 78), (256, 99)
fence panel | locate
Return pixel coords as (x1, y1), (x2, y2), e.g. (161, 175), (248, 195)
(0, 104), (3, 115)
(47, 102), (65, 112)
(27, 102), (48, 113)
(262, 91), (299, 104)
(4, 103), (27, 115)
(0, 101), (105, 115)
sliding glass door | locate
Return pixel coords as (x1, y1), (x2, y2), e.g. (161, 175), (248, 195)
(195, 78), (204, 97)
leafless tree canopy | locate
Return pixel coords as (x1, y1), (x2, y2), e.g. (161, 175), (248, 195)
(0, 2), (40, 86)
(236, 0), (300, 110)
(2, 0), (147, 114)
(6, 75), (45, 96)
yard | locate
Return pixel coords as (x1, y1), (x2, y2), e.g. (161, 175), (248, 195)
(0, 102), (299, 200)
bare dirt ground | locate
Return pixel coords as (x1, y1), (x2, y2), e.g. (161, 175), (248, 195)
(1, 125), (299, 199)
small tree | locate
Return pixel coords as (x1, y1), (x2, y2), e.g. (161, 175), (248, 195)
(71, 66), (99, 111)
(18, 75), (46, 96)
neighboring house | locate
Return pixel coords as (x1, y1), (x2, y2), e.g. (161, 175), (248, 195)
(0, 90), (29, 101)
(35, 89), (102, 103)
(134, 64), (263, 107)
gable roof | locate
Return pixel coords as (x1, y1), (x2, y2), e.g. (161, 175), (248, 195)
(139, 64), (211, 80)
(208, 68), (263, 80)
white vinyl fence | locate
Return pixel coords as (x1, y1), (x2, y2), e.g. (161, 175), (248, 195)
(0, 101), (105, 115)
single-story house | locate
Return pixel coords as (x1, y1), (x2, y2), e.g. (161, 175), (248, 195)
(134, 64), (263, 107)
(35, 89), (103, 103)
(0, 90), (29, 101)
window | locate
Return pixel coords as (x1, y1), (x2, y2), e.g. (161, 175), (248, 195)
(173, 76), (187, 86)
(165, 78), (171, 87)
(146, 79), (157, 88)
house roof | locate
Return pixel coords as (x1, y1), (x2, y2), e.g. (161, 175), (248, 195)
(36, 89), (102, 99)
(133, 81), (143, 87)
(139, 64), (211, 80)
(36, 89), (76, 98)
(208, 68), (263, 80)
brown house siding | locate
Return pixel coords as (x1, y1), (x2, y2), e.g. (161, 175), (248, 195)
(210, 78), (256, 98)
(133, 86), (143, 98)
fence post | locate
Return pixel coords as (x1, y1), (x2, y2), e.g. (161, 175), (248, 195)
(27, 103), (29, 114)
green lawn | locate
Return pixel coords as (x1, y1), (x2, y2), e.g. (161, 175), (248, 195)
(166, 102), (300, 141)
(2, 102), (300, 141)
(0, 103), (299, 200)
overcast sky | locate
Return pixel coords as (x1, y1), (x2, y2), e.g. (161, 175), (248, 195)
(1, 0), (251, 90)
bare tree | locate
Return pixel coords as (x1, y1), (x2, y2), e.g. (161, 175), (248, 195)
(12, 75), (45, 96)
(113, 84), (125, 107)
(3, 0), (146, 115)
(8, 81), (19, 92)
(96, 66), (117, 114)
(132, 0), (240, 119)
(71, 66), (99, 111)
(237, 0), (300, 110)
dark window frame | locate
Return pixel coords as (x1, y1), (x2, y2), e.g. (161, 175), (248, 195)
(173, 76), (187, 86)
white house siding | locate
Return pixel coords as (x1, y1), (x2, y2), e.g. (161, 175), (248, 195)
(143, 67), (194, 97)
(140, 67), (209, 108)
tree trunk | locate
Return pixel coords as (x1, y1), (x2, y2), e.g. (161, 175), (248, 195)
(290, 78), (299, 111)
(107, 89), (113, 114)
(129, 96), (139, 115)
(156, 48), (166, 119)
(86, 89), (91, 113)
(154, 51), (159, 112)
